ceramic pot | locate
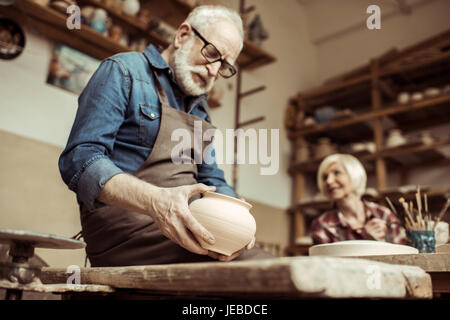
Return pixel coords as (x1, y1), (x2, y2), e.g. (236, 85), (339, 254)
(411, 92), (424, 102)
(296, 139), (310, 163)
(314, 137), (337, 159)
(386, 129), (406, 148)
(189, 192), (256, 256)
(424, 87), (440, 98)
(397, 92), (410, 104)
(419, 131), (434, 145)
(122, 0), (140, 16)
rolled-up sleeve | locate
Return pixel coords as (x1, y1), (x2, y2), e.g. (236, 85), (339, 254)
(58, 58), (129, 211)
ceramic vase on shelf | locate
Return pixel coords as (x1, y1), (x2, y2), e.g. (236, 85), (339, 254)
(419, 131), (435, 145)
(386, 129), (407, 148)
(188, 192), (256, 256)
(90, 8), (108, 34)
(314, 137), (337, 160)
(122, 0), (140, 16)
(295, 139), (310, 163)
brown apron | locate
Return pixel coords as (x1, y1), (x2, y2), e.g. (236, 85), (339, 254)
(80, 67), (272, 267)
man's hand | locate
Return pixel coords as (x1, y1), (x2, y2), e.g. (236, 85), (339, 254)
(364, 218), (387, 241)
(150, 183), (217, 255)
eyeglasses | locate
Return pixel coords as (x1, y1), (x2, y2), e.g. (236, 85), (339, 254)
(191, 27), (237, 78)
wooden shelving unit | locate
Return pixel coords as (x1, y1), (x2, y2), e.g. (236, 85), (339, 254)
(285, 30), (450, 252)
(3, 0), (275, 107)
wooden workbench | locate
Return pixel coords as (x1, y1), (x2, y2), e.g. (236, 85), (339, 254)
(38, 256), (432, 299)
(352, 252), (450, 295)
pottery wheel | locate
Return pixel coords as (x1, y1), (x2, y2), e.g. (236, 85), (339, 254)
(0, 229), (85, 250)
(0, 229), (85, 299)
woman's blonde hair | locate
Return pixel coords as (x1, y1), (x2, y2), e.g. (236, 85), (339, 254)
(317, 154), (367, 199)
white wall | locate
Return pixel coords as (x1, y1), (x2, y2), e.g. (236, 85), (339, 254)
(302, 0), (450, 82)
(215, 0), (318, 208)
(0, 28), (78, 147)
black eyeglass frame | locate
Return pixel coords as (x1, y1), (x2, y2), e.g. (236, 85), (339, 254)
(191, 27), (237, 78)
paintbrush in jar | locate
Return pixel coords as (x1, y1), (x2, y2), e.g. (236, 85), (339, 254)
(424, 193), (429, 230)
(385, 196), (406, 229)
(399, 197), (416, 230)
(416, 185), (424, 229)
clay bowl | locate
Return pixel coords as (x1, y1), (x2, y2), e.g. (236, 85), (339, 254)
(189, 192), (256, 256)
(309, 240), (418, 257)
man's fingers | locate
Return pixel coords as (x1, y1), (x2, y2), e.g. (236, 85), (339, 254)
(176, 225), (209, 255)
(188, 183), (216, 197)
(246, 236), (256, 250)
(182, 208), (216, 245)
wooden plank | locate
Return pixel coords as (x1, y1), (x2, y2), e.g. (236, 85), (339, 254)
(352, 253), (450, 273)
(0, 279), (114, 293)
(40, 257), (432, 298)
(289, 93), (450, 139)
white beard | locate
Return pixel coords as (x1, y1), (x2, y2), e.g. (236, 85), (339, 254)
(172, 36), (216, 96)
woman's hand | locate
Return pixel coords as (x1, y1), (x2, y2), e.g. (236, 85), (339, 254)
(364, 218), (387, 241)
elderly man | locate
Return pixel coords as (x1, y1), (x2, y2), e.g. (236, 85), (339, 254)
(59, 5), (271, 266)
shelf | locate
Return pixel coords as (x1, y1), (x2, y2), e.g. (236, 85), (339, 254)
(289, 139), (450, 175)
(288, 186), (450, 218)
(289, 92), (450, 140)
(4, 0), (224, 106)
(4, 0), (132, 59)
(295, 29), (450, 112)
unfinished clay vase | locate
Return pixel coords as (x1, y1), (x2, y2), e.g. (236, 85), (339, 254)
(189, 192), (256, 256)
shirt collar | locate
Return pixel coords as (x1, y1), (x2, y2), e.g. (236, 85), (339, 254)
(336, 200), (376, 228)
(143, 45), (170, 70)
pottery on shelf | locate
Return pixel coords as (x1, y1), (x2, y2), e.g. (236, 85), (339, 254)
(411, 92), (424, 102)
(314, 106), (336, 124)
(309, 240), (418, 257)
(419, 131), (435, 145)
(189, 192), (256, 256)
(386, 129), (407, 148)
(303, 116), (316, 127)
(122, 0), (140, 16)
(424, 87), (440, 98)
(397, 92), (410, 105)
(365, 142), (376, 153)
(314, 137), (337, 159)
(295, 139), (310, 163)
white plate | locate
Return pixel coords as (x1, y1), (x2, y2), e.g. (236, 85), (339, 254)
(309, 240), (418, 257)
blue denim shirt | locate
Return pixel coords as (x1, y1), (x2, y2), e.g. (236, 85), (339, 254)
(59, 45), (236, 211)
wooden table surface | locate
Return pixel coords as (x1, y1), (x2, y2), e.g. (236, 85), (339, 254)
(38, 256), (432, 299)
(351, 252), (450, 294)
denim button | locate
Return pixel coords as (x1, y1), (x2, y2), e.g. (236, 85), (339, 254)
(150, 112), (156, 119)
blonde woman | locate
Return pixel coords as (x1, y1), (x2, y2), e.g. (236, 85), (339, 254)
(311, 154), (407, 245)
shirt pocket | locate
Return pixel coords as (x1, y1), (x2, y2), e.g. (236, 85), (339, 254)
(138, 104), (161, 148)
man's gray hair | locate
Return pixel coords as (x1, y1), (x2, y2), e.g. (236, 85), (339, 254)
(185, 5), (244, 52)
(317, 153), (368, 199)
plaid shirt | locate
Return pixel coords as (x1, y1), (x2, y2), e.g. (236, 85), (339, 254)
(311, 201), (407, 245)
